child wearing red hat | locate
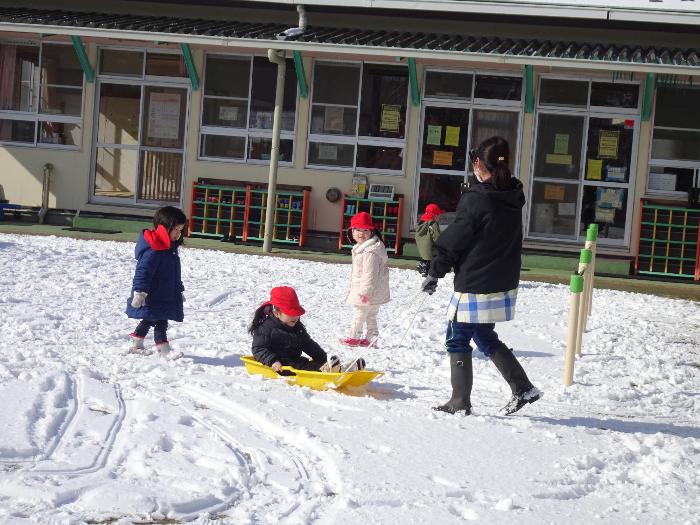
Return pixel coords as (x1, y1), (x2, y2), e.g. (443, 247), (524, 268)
(340, 211), (391, 347)
(249, 286), (355, 372)
(414, 203), (444, 277)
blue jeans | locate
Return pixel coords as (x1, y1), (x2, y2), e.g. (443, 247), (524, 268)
(133, 319), (169, 344)
(445, 321), (502, 357)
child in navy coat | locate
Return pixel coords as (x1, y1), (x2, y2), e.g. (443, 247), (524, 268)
(126, 206), (187, 358)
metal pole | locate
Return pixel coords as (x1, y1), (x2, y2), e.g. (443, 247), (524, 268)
(263, 49), (286, 253)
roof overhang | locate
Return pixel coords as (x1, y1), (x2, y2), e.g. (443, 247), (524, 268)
(1, 7), (698, 75)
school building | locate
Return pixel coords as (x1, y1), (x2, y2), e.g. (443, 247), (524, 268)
(0, 0), (699, 279)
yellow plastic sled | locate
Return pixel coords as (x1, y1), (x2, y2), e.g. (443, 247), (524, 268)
(240, 355), (383, 391)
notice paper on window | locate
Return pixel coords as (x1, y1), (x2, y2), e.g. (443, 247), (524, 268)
(596, 187), (624, 209)
(219, 106), (239, 122)
(554, 133), (569, 155)
(544, 184), (565, 201)
(648, 172), (677, 191)
(380, 104), (401, 132)
(595, 206), (616, 223)
(598, 130), (619, 159)
(586, 158), (603, 180)
(324, 106), (345, 133)
(148, 92), (181, 140)
(427, 125), (442, 146)
(444, 126), (460, 147)
(558, 202), (576, 216)
(545, 153), (572, 165)
(317, 143), (338, 161)
(433, 150), (453, 166)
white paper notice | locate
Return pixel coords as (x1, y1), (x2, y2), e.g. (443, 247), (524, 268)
(318, 143), (338, 160)
(219, 106), (239, 122)
(148, 92), (181, 140)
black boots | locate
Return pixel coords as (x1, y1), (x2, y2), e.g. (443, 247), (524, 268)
(434, 352), (472, 415)
(490, 344), (542, 415)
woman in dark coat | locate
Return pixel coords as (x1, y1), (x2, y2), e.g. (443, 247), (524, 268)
(421, 136), (542, 416)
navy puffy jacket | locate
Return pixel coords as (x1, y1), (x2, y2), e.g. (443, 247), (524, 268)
(125, 225), (184, 322)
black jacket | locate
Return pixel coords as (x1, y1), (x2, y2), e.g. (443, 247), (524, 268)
(429, 178), (525, 294)
(251, 315), (327, 367)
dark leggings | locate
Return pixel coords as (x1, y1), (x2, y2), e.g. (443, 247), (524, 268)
(133, 319), (169, 344)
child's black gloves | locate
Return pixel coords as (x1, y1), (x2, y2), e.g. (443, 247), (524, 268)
(421, 276), (438, 295)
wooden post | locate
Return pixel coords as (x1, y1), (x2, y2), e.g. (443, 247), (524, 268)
(575, 249), (592, 357)
(584, 224), (598, 319)
(564, 274), (584, 387)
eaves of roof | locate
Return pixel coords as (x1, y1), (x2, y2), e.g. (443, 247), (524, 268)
(0, 6), (698, 75)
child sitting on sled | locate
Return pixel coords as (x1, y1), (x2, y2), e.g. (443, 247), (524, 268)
(249, 286), (365, 373)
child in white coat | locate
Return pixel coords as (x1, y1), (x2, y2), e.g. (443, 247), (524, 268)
(340, 211), (391, 347)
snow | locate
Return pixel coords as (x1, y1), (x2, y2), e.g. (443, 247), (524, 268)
(0, 232), (698, 525)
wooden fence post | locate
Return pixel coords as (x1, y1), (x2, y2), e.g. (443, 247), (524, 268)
(563, 274), (584, 386)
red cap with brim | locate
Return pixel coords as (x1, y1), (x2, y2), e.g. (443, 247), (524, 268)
(263, 286), (305, 317)
(349, 211), (375, 230)
(421, 203), (445, 221)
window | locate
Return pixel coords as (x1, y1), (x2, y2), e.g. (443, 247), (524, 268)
(308, 61), (408, 173)
(648, 85), (700, 197)
(529, 77), (640, 245)
(416, 69), (523, 223)
(199, 54), (297, 163)
(0, 41), (84, 148)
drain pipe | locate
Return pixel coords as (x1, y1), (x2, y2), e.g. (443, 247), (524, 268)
(38, 163), (53, 224)
(262, 48), (287, 253)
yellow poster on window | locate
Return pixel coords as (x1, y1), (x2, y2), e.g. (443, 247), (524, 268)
(544, 184), (565, 201)
(380, 104), (401, 132)
(427, 125), (442, 146)
(545, 153), (572, 165)
(444, 126), (460, 147)
(433, 150), (453, 166)
(554, 133), (569, 155)
(586, 159), (603, 180)
(598, 130), (619, 159)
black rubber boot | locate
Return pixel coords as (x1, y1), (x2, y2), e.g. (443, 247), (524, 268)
(490, 344), (542, 415)
(433, 352), (472, 415)
(489, 343), (533, 395)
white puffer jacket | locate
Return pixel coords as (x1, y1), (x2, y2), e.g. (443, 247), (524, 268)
(345, 236), (391, 306)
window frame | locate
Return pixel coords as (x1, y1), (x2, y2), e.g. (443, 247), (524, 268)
(198, 52), (298, 166)
(526, 74), (642, 247)
(306, 59), (410, 176)
(0, 39), (85, 150)
(647, 84), (700, 199)
(412, 67), (525, 226)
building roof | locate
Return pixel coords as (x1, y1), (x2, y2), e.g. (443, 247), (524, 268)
(0, 6), (698, 73)
(227, 0), (700, 24)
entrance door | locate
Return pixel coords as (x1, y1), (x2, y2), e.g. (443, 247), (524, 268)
(92, 81), (188, 204)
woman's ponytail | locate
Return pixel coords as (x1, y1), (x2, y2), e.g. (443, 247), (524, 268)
(475, 136), (512, 190)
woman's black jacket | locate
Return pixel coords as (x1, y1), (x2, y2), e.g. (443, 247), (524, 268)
(429, 178), (525, 294)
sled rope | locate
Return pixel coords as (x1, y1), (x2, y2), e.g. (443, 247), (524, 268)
(339, 290), (428, 379)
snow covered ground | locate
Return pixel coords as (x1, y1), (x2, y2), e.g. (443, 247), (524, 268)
(0, 232), (698, 525)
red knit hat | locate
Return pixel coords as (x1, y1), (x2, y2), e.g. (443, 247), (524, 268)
(349, 212), (375, 230)
(420, 203), (445, 221)
(263, 286), (305, 317)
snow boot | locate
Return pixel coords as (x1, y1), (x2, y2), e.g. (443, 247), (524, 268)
(339, 337), (366, 347)
(320, 355), (341, 373)
(128, 333), (147, 354)
(489, 344), (541, 414)
(341, 357), (366, 372)
(156, 342), (181, 360)
(433, 352), (472, 415)
(499, 387), (543, 416)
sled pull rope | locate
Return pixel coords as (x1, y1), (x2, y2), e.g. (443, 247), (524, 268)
(339, 290), (428, 380)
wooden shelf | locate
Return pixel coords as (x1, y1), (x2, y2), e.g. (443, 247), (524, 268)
(190, 182), (310, 246)
(338, 193), (403, 254)
(635, 199), (700, 281)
